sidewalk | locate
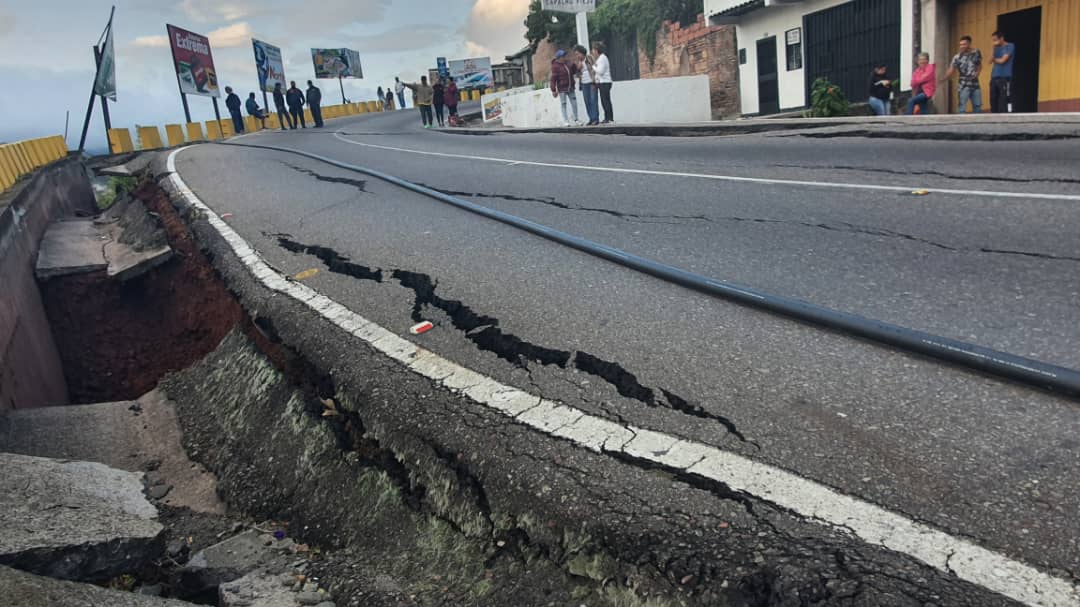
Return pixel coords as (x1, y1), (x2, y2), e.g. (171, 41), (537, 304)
(443, 112), (1080, 140)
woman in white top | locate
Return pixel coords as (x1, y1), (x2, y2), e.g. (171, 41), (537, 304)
(591, 41), (614, 123)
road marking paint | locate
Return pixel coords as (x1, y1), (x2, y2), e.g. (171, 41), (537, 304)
(166, 146), (1080, 607)
(332, 132), (1080, 202)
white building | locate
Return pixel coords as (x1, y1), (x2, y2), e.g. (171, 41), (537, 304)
(706, 0), (914, 115)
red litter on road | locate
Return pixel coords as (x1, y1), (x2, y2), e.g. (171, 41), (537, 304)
(221, 213), (234, 219)
(410, 321), (434, 335)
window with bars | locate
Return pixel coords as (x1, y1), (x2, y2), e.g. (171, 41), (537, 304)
(785, 28), (803, 71)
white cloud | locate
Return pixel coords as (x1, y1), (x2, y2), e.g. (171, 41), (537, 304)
(207, 22), (254, 48)
(179, 0), (258, 23)
(284, 0), (392, 35)
(461, 0), (530, 60)
(132, 35), (169, 48)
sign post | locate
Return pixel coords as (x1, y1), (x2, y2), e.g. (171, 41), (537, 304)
(541, 0), (596, 48)
(78, 5), (116, 154)
(253, 39), (286, 116)
(166, 24), (221, 126)
(311, 48), (362, 103)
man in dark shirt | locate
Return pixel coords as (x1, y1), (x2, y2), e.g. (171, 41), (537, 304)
(989, 31), (1015, 113)
(306, 80), (324, 128)
(245, 93), (267, 129)
(224, 86), (244, 133)
(286, 81), (306, 129)
(943, 35), (982, 113)
(273, 83), (293, 130)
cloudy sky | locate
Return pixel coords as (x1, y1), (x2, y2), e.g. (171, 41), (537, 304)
(0, 0), (530, 152)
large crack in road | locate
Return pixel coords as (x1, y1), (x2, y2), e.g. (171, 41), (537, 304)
(272, 233), (756, 447)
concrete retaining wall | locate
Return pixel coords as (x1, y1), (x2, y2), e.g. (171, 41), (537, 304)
(499, 75), (713, 128)
(0, 161), (95, 410)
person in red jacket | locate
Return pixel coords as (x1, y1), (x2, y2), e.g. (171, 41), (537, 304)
(445, 80), (460, 118)
(906, 53), (937, 115)
(549, 50), (580, 126)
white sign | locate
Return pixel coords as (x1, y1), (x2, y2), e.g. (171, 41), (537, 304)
(541, 0), (596, 13)
(786, 28), (801, 46)
(449, 56), (493, 89)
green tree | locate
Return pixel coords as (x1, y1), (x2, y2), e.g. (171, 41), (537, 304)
(524, 0), (703, 60)
(524, 0), (577, 49)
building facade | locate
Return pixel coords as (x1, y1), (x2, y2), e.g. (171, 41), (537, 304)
(707, 0), (915, 115)
(708, 0), (1079, 115)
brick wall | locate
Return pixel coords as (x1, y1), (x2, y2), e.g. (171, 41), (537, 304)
(639, 14), (740, 119)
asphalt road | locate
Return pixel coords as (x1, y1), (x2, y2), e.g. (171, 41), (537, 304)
(174, 108), (1080, 595)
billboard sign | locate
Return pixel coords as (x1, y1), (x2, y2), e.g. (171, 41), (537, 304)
(449, 56), (493, 89)
(311, 48), (363, 78)
(253, 39), (286, 93)
(166, 24), (220, 97)
(436, 57), (450, 78)
(540, 0), (596, 12)
(94, 21), (117, 101)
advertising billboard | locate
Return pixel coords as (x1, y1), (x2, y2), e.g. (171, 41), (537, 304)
(449, 57), (493, 89)
(252, 39), (286, 93)
(166, 24), (220, 97)
(311, 48), (363, 79)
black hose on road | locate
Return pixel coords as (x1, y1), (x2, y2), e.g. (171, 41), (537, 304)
(213, 139), (1080, 398)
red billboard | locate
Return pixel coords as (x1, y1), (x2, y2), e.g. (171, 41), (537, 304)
(166, 24), (220, 98)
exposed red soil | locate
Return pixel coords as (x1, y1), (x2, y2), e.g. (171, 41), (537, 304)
(40, 179), (244, 404)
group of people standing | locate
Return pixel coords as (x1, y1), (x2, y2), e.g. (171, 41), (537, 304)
(224, 80), (325, 133)
(550, 41), (613, 126)
(377, 79), (409, 112)
(868, 31), (1016, 116)
(395, 76), (461, 128)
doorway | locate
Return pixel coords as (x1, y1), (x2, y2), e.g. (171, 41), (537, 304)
(756, 37), (780, 114)
(997, 6), (1041, 112)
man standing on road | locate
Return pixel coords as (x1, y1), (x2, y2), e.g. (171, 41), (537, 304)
(989, 31), (1015, 113)
(445, 79), (459, 121)
(404, 76), (435, 128)
(942, 35), (982, 113)
(286, 81), (306, 128)
(432, 78), (446, 127)
(273, 83), (293, 130)
(225, 86), (244, 134)
(385, 88), (395, 111)
(377, 86), (384, 108)
(575, 45), (599, 125)
(550, 50), (580, 127)
(306, 80), (324, 128)
(395, 77), (406, 110)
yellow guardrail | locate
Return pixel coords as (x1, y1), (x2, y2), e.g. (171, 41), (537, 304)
(0, 135), (68, 192)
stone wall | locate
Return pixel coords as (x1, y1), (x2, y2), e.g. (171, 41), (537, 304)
(639, 14), (740, 119)
(531, 38), (559, 86)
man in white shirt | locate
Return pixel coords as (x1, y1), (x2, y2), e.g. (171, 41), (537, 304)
(592, 42), (614, 123)
(394, 77), (406, 110)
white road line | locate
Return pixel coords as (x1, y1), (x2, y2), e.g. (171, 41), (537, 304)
(331, 131), (1080, 202)
(165, 146), (1080, 607)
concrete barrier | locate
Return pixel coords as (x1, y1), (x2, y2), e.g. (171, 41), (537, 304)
(218, 120), (235, 138)
(165, 124), (186, 147)
(186, 122), (205, 142)
(205, 121), (223, 140)
(108, 129), (135, 154)
(1, 159), (94, 410)
(0, 136), (66, 192)
(499, 75), (712, 128)
(136, 126), (164, 150)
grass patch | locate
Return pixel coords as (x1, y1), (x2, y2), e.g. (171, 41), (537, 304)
(95, 175), (138, 209)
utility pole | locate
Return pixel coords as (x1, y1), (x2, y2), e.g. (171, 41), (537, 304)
(576, 11), (590, 49)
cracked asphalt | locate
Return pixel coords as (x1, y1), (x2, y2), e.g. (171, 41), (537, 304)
(172, 110), (1080, 599)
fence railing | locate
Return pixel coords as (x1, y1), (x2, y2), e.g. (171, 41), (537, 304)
(0, 136), (69, 193)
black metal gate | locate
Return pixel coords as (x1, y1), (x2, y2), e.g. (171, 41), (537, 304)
(605, 32), (640, 81)
(803, 0), (901, 108)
